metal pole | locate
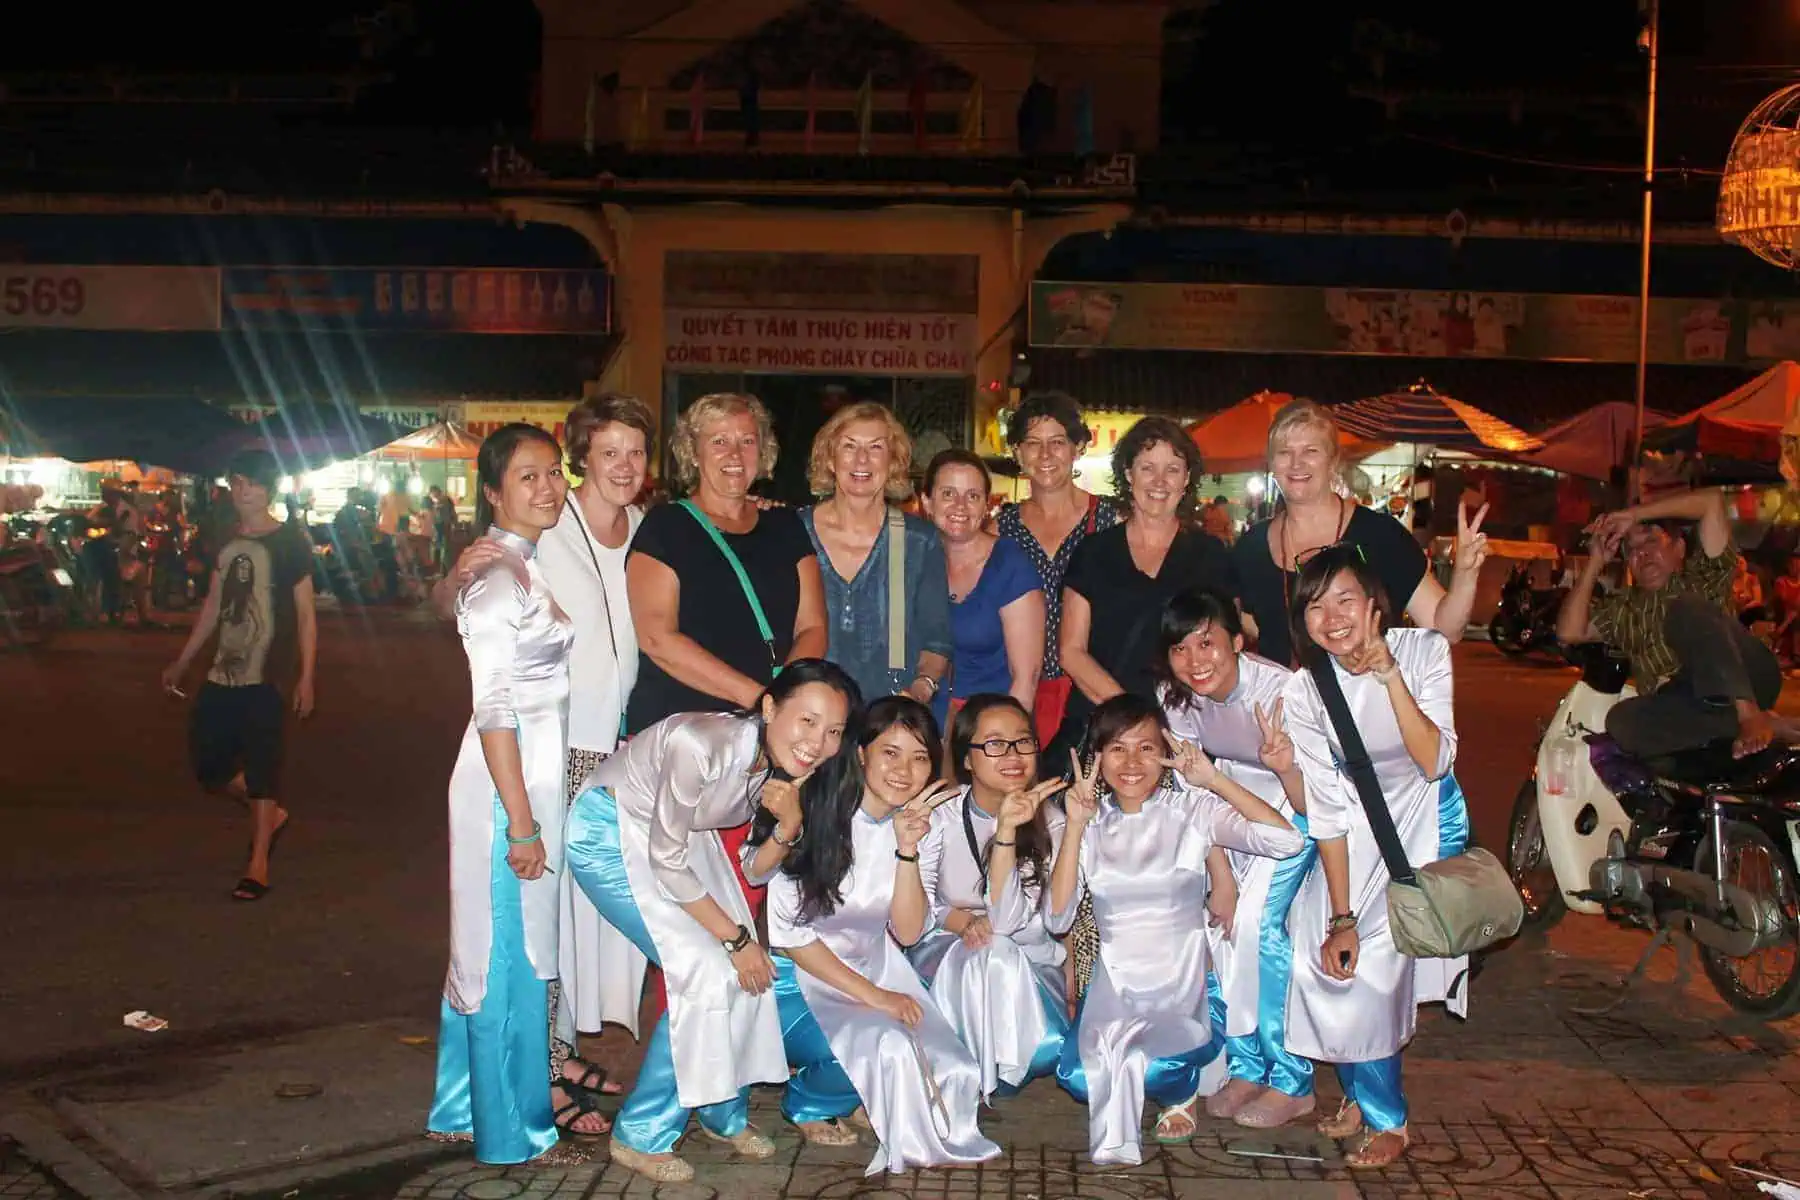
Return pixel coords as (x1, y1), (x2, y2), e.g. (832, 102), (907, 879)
(1629, 0), (1660, 503)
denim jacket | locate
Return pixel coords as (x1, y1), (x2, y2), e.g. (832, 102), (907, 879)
(800, 506), (953, 701)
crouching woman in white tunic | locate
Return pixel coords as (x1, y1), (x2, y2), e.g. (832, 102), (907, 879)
(767, 696), (1002, 1175)
(909, 694), (1073, 1101)
(1047, 694), (1305, 1166)
(1280, 545), (1470, 1170)
(1154, 589), (1314, 1130)
(562, 659), (861, 1183)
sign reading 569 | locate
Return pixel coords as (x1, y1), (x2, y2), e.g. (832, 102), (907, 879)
(2, 275), (86, 318)
(0, 266), (222, 331)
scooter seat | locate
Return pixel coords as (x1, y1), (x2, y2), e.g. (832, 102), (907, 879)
(1655, 742), (1800, 795)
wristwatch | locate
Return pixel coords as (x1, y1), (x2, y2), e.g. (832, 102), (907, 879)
(721, 924), (753, 954)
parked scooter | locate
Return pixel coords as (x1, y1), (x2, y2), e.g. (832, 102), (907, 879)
(1507, 642), (1800, 1018)
(1488, 563), (1565, 658)
(0, 531), (72, 646)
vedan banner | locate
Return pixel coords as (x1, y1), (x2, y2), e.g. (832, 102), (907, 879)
(1030, 280), (1800, 367)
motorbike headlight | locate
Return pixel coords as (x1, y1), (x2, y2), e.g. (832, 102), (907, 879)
(50, 568), (72, 586)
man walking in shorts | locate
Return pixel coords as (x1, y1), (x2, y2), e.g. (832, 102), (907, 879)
(163, 450), (318, 900)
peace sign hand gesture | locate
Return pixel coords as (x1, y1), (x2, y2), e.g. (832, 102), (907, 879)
(1454, 501), (1491, 577)
(1340, 604), (1397, 683)
(1255, 698), (1295, 776)
(1159, 729), (1221, 791)
(998, 778), (1068, 834)
(1065, 749), (1101, 827)
(895, 780), (958, 855)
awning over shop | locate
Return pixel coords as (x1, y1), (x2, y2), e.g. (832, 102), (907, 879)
(0, 331), (616, 408)
(0, 396), (247, 475)
(1025, 348), (1755, 432)
(1518, 401), (1669, 480)
(1645, 360), (1800, 461)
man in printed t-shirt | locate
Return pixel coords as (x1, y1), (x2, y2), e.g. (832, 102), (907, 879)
(163, 449), (318, 901)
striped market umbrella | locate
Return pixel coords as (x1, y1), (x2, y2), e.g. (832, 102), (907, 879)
(1329, 381), (1543, 455)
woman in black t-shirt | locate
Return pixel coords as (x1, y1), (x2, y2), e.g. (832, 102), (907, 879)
(1056, 417), (1239, 757)
(1232, 399), (1489, 668)
(625, 393), (826, 733)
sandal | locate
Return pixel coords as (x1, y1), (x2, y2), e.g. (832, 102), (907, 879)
(1317, 1098), (1363, 1140)
(793, 1118), (860, 1146)
(608, 1141), (693, 1183)
(551, 1086), (610, 1137)
(1153, 1088), (1203, 1144)
(560, 1058), (623, 1096)
(1344, 1126), (1409, 1169)
(231, 878), (269, 902)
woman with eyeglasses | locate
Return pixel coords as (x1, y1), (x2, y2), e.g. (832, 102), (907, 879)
(1153, 589), (1313, 1130)
(1046, 695), (1303, 1166)
(1231, 399), (1488, 668)
(762, 696), (1002, 1175)
(1278, 545), (1470, 1169)
(907, 694), (1073, 1102)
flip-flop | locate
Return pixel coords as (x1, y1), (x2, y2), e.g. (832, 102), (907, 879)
(232, 878), (269, 901)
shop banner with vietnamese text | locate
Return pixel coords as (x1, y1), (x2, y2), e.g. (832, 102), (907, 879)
(1030, 280), (1800, 367)
(663, 307), (977, 376)
(224, 268), (611, 333)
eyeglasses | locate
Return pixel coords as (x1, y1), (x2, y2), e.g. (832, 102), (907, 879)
(972, 736), (1038, 758)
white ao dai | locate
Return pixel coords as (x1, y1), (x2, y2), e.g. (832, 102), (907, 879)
(1046, 784), (1304, 1165)
(909, 788), (1067, 1099)
(1281, 627), (1466, 1064)
(1161, 652), (1295, 1038)
(444, 537), (572, 1013)
(767, 809), (1000, 1176)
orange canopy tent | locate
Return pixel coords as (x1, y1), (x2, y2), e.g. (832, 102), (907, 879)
(1185, 391), (1388, 474)
(373, 421), (484, 462)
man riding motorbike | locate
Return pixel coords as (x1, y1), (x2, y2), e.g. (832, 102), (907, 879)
(1555, 486), (1789, 763)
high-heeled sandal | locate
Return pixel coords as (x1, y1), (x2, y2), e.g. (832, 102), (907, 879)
(1317, 1098), (1363, 1139)
(1153, 1087), (1204, 1143)
(1344, 1126), (1409, 1169)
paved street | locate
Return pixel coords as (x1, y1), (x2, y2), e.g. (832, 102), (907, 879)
(5, 609), (1800, 1199)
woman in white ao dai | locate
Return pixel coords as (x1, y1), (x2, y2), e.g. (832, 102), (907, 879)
(1046, 694), (1304, 1166)
(908, 694), (1072, 1100)
(1280, 548), (1471, 1170)
(767, 697), (1001, 1175)
(1155, 589), (1316, 1130)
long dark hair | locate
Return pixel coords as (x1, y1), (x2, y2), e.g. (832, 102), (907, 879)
(1078, 693), (1176, 799)
(1286, 543), (1393, 669)
(951, 693), (1053, 893)
(474, 422), (562, 533)
(1151, 588), (1244, 716)
(774, 694), (934, 924)
(745, 660), (865, 921)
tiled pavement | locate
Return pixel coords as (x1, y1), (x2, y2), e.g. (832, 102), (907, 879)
(0, 1141), (66, 1200)
(386, 918), (1800, 1200)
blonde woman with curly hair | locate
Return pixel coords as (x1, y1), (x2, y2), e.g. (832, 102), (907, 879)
(799, 400), (952, 704)
(1231, 398), (1488, 668)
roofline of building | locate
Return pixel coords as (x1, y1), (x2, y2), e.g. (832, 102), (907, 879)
(1150, 210), (1728, 245)
(0, 194), (504, 218)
